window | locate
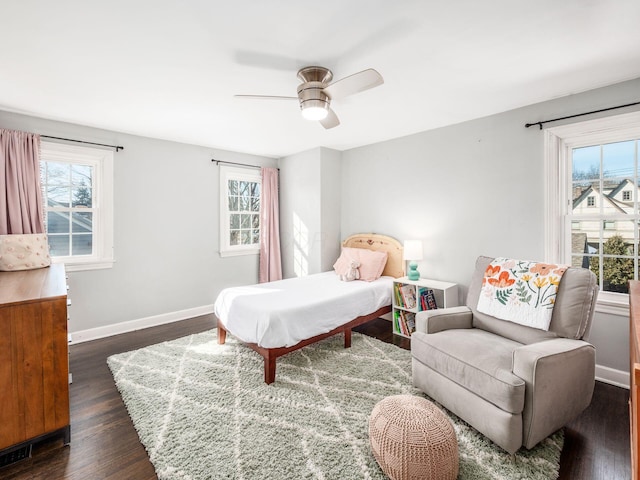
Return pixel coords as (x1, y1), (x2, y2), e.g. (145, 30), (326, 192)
(570, 140), (639, 295)
(545, 111), (640, 314)
(40, 142), (114, 271)
(219, 166), (261, 257)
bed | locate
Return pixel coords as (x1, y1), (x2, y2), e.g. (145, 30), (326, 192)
(214, 233), (404, 384)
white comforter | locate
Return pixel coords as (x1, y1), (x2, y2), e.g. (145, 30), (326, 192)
(214, 272), (393, 348)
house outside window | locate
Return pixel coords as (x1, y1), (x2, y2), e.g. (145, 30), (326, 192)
(40, 142), (114, 271)
(545, 111), (640, 315)
(219, 165), (261, 257)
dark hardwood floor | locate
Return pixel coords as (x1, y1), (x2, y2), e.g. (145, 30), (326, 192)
(1, 316), (630, 479)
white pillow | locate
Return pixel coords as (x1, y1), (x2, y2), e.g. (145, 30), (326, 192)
(0, 234), (51, 271)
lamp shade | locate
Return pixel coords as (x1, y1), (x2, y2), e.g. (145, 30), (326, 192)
(403, 240), (423, 261)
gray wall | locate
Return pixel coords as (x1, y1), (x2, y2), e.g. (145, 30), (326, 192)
(319, 147), (342, 271)
(340, 77), (640, 374)
(279, 148), (322, 277)
(0, 110), (276, 334)
(3, 76), (638, 374)
(279, 147), (342, 278)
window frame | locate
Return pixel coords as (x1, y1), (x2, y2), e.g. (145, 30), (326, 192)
(219, 165), (261, 257)
(544, 110), (640, 315)
(40, 141), (114, 271)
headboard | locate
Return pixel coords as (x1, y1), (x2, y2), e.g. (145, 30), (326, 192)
(342, 233), (405, 278)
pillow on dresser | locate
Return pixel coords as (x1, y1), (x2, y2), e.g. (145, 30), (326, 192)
(0, 234), (51, 271)
(333, 247), (388, 282)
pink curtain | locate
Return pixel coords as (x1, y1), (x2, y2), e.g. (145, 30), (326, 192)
(259, 167), (282, 283)
(0, 129), (45, 235)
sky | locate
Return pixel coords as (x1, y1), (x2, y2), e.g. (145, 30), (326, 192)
(573, 140), (637, 181)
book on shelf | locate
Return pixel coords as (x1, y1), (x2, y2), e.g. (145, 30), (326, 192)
(419, 288), (438, 310)
(405, 312), (416, 333)
(393, 310), (405, 335)
(399, 284), (417, 309)
(393, 283), (404, 307)
(394, 309), (416, 336)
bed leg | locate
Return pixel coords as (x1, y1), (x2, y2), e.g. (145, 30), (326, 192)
(344, 329), (352, 348)
(264, 353), (276, 385)
(217, 319), (227, 344)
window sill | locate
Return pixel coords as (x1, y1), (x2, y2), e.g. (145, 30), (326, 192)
(219, 249), (259, 258)
(595, 297), (629, 317)
(52, 258), (114, 272)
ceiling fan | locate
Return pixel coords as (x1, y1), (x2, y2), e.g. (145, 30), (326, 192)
(235, 66), (384, 129)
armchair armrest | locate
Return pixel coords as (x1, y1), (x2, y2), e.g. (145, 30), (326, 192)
(415, 306), (473, 334)
(512, 339), (595, 449)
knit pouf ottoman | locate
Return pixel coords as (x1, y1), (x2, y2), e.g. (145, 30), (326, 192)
(369, 395), (458, 480)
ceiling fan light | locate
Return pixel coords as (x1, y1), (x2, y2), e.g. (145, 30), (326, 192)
(301, 105), (329, 121)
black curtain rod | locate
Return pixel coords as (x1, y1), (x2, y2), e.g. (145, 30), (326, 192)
(525, 101), (640, 130)
(41, 135), (124, 151)
(211, 158), (279, 171)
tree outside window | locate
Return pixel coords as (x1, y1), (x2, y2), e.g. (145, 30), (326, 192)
(570, 139), (639, 294)
(42, 161), (94, 257)
(219, 165), (261, 257)
(588, 235), (635, 293)
(227, 179), (260, 247)
(39, 141), (114, 271)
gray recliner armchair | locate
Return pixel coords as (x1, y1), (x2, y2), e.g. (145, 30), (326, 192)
(411, 256), (598, 454)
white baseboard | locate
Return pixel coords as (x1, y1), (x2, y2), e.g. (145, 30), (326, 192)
(70, 304), (215, 344)
(595, 364), (629, 389)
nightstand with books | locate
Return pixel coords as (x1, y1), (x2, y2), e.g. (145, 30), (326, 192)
(392, 277), (459, 337)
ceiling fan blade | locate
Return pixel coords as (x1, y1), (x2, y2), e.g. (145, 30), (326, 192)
(234, 95), (298, 101)
(323, 68), (383, 100)
(320, 109), (340, 129)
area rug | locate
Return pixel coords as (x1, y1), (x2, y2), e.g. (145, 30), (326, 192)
(107, 330), (562, 480)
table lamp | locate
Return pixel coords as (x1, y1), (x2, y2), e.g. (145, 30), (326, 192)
(403, 240), (423, 281)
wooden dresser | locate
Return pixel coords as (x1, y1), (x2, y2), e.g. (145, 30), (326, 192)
(630, 280), (640, 480)
(0, 264), (70, 454)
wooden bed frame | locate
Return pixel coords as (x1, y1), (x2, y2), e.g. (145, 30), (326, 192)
(216, 233), (404, 384)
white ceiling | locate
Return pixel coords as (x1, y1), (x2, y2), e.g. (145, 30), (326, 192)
(1, 1), (639, 158)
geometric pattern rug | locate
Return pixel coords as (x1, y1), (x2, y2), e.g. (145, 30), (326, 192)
(107, 330), (562, 479)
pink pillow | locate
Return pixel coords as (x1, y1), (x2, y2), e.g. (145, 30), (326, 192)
(333, 248), (356, 277)
(333, 247), (388, 282)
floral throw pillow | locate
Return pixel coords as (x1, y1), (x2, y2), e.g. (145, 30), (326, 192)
(477, 257), (568, 330)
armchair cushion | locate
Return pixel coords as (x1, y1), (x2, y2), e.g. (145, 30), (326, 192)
(412, 329), (525, 414)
